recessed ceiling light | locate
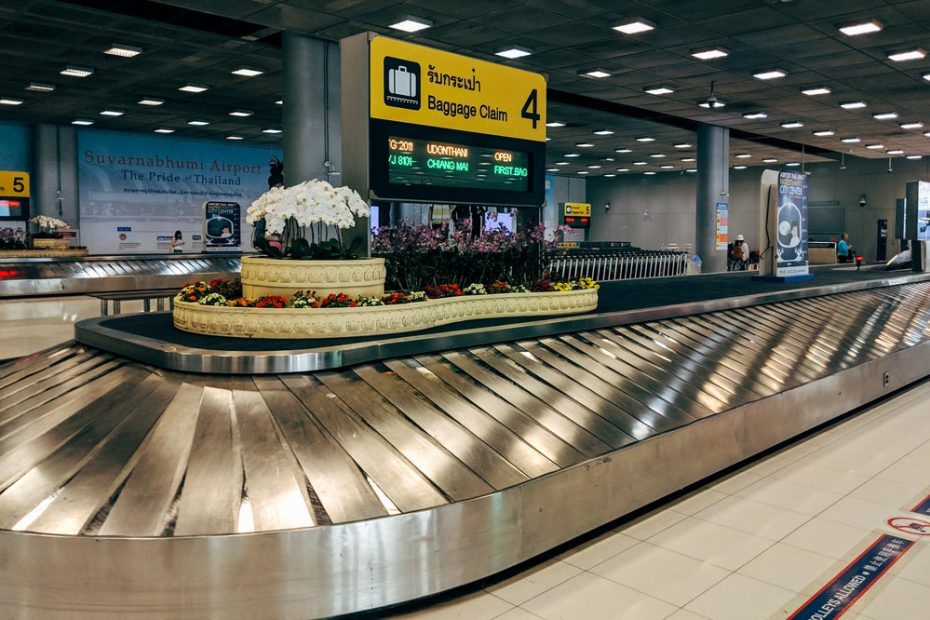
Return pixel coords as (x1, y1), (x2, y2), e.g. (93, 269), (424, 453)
(924, 131), (930, 137)
(600, 157), (615, 163)
(907, 155), (923, 160)
(785, 162), (801, 167)
(275, 99), (283, 105)
(71, 119), (94, 126)
(633, 161), (648, 166)
(649, 153), (666, 158)
(681, 157), (696, 162)
(802, 86), (832, 96)
(545, 137), (551, 142)
(781, 121), (804, 128)
(839, 20), (882, 36)
(154, 128), (175, 134)
(104, 43), (142, 57)
(25, 82), (55, 92)
(496, 46), (532, 59)
(753, 69), (786, 80)
(901, 122), (924, 130)
(644, 171), (657, 175)
(138, 97), (165, 106)
(813, 130), (835, 136)
(841, 136), (861, 143)
(733, 165), (747, 170)
(577, 170), (590, 175)
(229, 109), (253, 117)
(100, 109), (124, 116)
(888, 149), (904, 155)
(546, 168), (559, 172)
(840, 101), (866, 109)
(617, 168), (630, 172)
(635, 136), (655, 142)
(660, 164), (674, 169)
(743, 112), (768, 119)
(581, 69), (611, 78)
(232, 66), (264, 77)
(613, 18), (655, 34)
(644, 86), (674, 95)
(888, 49), (925, 62)
(593, 129), (614, 135)
(188, 120), (210, 126)
(692, 47), (728, 60)
(736, 153), (752, 159)
(226, 136), (244, 140)
(262, 128), (282, 134)
(866, 144), (885, 150)
(873, 112), (898, 120)
(615, 148), (632, 153)
(545, 121), (565, 128)
(604, 174), (616, 177)
(698, 98), (726, 109)
(587, 164), (602, 169)
(576, 142), (595, 148)
(686, 168), (697, 173)
(60, 65), (93, 78)
(179, 83), (208, 93)
(388, 15), (432, 32)
(674, 143), (692, 149)
(555, 161), (570, 166)
(0, 97), (23, 106)
(762, 158), (778, 163)
(564, 153), (580, 158)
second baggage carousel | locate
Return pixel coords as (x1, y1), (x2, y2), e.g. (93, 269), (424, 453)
(3, 267), (930, 618)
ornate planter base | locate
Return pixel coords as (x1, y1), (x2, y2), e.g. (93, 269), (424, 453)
(31, 238), (72, 250)
(0, 248), (88, 258)
(240, 256), (386, 299)
(173, 289), (599, 339)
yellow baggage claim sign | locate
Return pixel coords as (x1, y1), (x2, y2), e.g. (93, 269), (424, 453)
(369, 36), (547, 143)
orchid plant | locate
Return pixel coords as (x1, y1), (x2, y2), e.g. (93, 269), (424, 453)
(246, 179), (370, 259)
(29, 215), (71, 239)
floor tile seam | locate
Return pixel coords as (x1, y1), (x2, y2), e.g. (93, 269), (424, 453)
(482, 561), (583, 606)
(490, 600), (540, 620)
(682, 572), (797, 615)
(689, 494), (814, 526)
(622, 507), (691, 540)
(669, 489), (733, 518)
(585, 540), (734, 610)
(513, 569), (675, 615)
(887, 569), (930, 591)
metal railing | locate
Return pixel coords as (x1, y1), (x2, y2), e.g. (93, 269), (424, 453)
(550, 249), (691, 282)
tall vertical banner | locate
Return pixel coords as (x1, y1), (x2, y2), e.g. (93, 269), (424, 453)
(715, 202), (729, 250)
(775, 170), (810, 278)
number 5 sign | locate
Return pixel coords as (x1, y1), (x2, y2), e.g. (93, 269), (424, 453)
(0, 171), (29, 197)
(370, 35), (547, 142)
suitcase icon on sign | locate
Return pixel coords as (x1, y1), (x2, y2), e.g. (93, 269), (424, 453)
(389, 65), (416, 98)
(384, 57), (420, 110)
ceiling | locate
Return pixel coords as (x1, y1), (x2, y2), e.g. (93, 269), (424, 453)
(2, 0), (930, 176)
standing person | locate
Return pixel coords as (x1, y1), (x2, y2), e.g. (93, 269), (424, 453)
(837, 233), (853, 263)
(169, 230), (185, 254)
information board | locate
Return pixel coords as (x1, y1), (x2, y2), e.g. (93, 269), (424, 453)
(387, 136), (529, 192)
(563, 202), (591, 229)
(715, 202), (729, 250)
(370, 36), (546, 142)
(775, 170), (810, 278)
(0, 171), (30, 219)
(203, 201), (241, 250)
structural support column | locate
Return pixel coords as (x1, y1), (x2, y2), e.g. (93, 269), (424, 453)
(282, 32), (329, 185)
(696, 123), (729, 273)
(32, 123), (79, 228)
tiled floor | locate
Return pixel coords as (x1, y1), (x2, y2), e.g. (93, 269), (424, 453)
(391, 378), (930, 620)
(0, 295), (143, 360)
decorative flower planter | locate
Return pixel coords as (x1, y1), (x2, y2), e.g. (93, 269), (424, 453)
(0, 248), (88, 258)
(173, 288), (599, 339)
(31, 238), (71, 250)
(240, 256), (387, 299)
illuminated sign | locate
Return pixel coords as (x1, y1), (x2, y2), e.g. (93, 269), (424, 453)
(0, 171), (29, 219)
(370, 36), (547, 142)
(563, 202), (591, 229)
(387, 136), (530, 192)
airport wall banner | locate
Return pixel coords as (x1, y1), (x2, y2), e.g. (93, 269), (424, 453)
(0, 121), (31, 173)
(78, 129), (280, 253)
(715, 202), (729, 250)
(775, 170), (810, 278)
(904, 181), (930, 240)
(203, 201), (241, 250)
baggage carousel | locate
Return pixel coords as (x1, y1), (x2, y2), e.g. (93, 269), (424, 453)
(2, 267), (930, 618)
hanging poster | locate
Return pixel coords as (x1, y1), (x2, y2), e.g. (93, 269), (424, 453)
(715, 202), (729, 250)
(775, 170), (809, 278)
(203, 201), (241, 250)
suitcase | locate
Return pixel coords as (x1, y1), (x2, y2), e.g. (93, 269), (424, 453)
(389, 65), (416, 97)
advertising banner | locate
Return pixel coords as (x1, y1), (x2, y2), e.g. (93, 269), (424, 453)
(78, 129), (280, 253)
(369, 35), (547, 142)
(775, 170), (810, 278)
(204, 201), (241, 250)
(715, 202), (729, 250)
(904, 181), (930, 240)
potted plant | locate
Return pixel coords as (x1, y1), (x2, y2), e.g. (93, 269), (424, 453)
(243, 179), (385, 298)
(29, 215), (72, 249)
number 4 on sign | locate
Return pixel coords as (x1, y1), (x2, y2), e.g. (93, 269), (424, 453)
(521, 89), (540, 128)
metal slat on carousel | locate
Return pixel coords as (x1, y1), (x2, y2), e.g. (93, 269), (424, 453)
(2, 270), (930, 618)
(0, 253), (242, 297)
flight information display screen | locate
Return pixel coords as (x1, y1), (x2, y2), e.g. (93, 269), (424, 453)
(387, 136), (530, 192)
